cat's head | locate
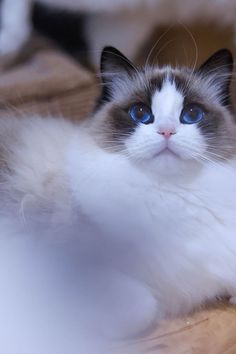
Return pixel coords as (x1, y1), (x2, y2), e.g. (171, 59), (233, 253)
(93, 46), (235, 177)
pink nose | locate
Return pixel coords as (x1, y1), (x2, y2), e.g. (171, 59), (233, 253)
(157, 130), (176, 138)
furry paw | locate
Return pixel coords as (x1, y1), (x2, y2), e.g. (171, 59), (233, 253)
(91, 273), (160, 339)
(105, 288), (158, 339)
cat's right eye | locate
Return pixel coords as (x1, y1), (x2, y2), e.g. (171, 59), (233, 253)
(129, 103), (154, 125)
(180, 104), (205, 125)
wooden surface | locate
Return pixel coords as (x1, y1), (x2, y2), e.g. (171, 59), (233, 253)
(1, 35), (236, 354)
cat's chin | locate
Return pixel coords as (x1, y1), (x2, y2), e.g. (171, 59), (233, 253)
(151, 151), (184, 176)
(135, 150), (201, 180)
(153, 148), (180, 161)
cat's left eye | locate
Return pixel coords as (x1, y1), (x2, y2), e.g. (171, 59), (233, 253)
(180, 104), (205, 125)
(129, 103), (154, 125)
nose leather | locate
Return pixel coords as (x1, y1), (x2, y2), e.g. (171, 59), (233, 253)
(157, 129), (176, 138)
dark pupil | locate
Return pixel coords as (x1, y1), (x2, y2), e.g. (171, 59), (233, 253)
(136, 107), (145, 119)
(188, 108), (198, 119)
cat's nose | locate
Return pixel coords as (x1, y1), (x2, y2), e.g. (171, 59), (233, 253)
(157, 129), (176, 138)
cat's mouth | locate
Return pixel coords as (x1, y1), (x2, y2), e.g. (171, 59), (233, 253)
(154, 147), (180, 159)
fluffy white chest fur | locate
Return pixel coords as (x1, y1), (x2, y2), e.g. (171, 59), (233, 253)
(1, 116), (236, 345)
(67, 131), (236, 312)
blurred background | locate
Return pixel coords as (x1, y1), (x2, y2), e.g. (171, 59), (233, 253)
(11, 0), (231, 68)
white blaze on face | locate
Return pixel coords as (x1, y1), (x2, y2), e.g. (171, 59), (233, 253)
(151, 79), (184, 133)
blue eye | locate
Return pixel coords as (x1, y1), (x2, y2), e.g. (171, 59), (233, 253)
(180, 104), (205, 124)
(129, 103), (154, 125)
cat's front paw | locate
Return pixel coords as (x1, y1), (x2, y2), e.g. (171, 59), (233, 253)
(97, 280), (160, 339)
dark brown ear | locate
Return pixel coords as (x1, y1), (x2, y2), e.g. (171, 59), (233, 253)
(99, 46), (137, 104)
(101, 46), (136, 78)
(198, 49), (233, 106)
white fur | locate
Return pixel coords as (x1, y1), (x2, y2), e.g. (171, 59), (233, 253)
(152, 79), (184, 120)
(1, 105), (236, 353)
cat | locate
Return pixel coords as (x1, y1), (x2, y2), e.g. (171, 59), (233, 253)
(0, 45), (236, 353)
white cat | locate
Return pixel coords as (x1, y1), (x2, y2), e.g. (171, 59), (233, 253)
(0, 46), (236, 353)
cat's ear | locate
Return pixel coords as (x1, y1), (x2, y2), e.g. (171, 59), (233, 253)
(198, 49), (233, 106)
(99, 46), (137, 104)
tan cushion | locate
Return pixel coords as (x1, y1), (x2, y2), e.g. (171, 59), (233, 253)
(0, 37), (97, 120)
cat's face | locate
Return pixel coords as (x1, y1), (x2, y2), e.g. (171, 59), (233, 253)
(93, 47), (235, 176)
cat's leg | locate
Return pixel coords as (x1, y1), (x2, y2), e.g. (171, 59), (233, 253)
(83, 269), (160, 339)
(0, 0), (32, 55)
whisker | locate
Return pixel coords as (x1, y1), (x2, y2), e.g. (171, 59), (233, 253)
(144, 24), (175, 69)
(178, 22), (198, 91)
(151, 38), (176, 66)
